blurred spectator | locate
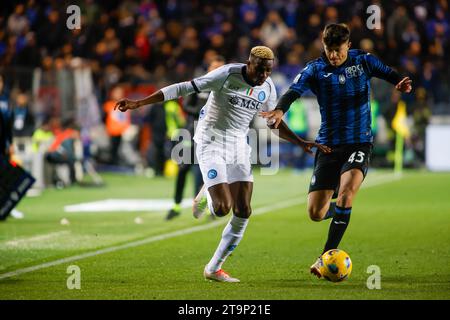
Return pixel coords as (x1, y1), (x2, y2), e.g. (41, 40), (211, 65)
(371, 96), (380, 142)
(145, 99), (185, 176)
(369, 24), (391, 63)
(285, 100), (309, 172)
(411, 87), (431, 163)
(238, 0), (262, 34)
(31, 117), (54, 153)
(349, 16), (365, 48)
(260, 10), (289, 50)
(174, 27), (200, 73)
(323, 6), (339, 25)
(45, 118), (80, 186)
(145, 103), (166, 176)
(0, 75), (13, 159)
(15, 32), (40, 68)
(103, 86), (130, 165)
(164, 99), (185, 144)
(13, 91), (35, 137)
(235, 36), (252, 62)
(277, 28), (300, 65)
(7, 4), (29, 37)
(420, 61), (441, 104)
(300, 13), (322, 46)
(31, 116), (54, 188)
(281, 0), (300, 28)
(278, 51), (303, 83)
(135, 23), (151, 64)
(36, 9), (65, 53)
(387, 5), (410, 51)
(401, 21), (421, 49)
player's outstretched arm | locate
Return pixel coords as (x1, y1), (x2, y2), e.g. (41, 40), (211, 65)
(268, 119), (331, 155)
(115, 65), (228, 113)
(114, 90), (164, 112)
(365, 53), (412, 93)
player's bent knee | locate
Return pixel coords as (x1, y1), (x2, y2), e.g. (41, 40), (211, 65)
(214, 201), (233, 217)
(233, 205), (252, 219)
(309, 213), (323, 222)
(308, 207), (325, 222)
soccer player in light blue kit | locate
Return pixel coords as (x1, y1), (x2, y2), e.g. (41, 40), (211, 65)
(262, 24), (412, 278)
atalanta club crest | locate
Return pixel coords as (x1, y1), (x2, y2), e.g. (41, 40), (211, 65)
(339, 74), (346, 84)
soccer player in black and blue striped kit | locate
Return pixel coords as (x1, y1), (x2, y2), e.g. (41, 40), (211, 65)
(261, 23), (412, 278)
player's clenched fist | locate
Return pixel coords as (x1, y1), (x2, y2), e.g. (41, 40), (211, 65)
(114, 99), (140, 112)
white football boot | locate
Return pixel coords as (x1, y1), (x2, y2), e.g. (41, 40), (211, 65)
(310, 256), (323, 279)
(203, 266), (240, 283)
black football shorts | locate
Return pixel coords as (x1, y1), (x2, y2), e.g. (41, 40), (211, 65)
(308, 143), (373, 194)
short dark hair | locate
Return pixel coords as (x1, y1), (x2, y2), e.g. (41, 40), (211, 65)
(323, 23), (350, 47)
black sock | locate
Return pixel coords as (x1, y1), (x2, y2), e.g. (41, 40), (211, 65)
(323, 206), (351, 254)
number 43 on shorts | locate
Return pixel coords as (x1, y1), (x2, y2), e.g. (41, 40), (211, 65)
(348, 151), (365, 163)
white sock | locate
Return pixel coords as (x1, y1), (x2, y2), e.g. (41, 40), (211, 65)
(206, 215), (249, 273)
(206, 189), (215, 216)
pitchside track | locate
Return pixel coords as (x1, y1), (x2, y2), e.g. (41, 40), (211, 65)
(0, 170), (449, 299)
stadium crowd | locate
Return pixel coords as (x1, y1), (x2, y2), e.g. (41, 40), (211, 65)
(0, 0), (449, 184)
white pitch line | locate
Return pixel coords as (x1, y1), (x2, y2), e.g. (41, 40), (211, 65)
(0, 173), (401, 281)
(3, 231), (71, 247)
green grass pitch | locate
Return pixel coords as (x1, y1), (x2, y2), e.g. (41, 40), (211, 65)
(0, 169), (449, 300)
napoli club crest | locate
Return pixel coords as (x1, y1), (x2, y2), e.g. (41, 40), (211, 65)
(258, 91), (266, 101)
(208, 169), (217, 179)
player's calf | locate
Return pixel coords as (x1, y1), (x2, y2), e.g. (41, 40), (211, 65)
(336, 189), (356, 208)
(307, 190), (335, 221)
(336, 169), (363, 207)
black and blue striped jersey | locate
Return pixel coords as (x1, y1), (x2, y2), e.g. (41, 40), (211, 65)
(287, 49), (401, 146)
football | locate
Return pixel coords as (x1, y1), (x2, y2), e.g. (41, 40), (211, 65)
(321, 249), (352, 282)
